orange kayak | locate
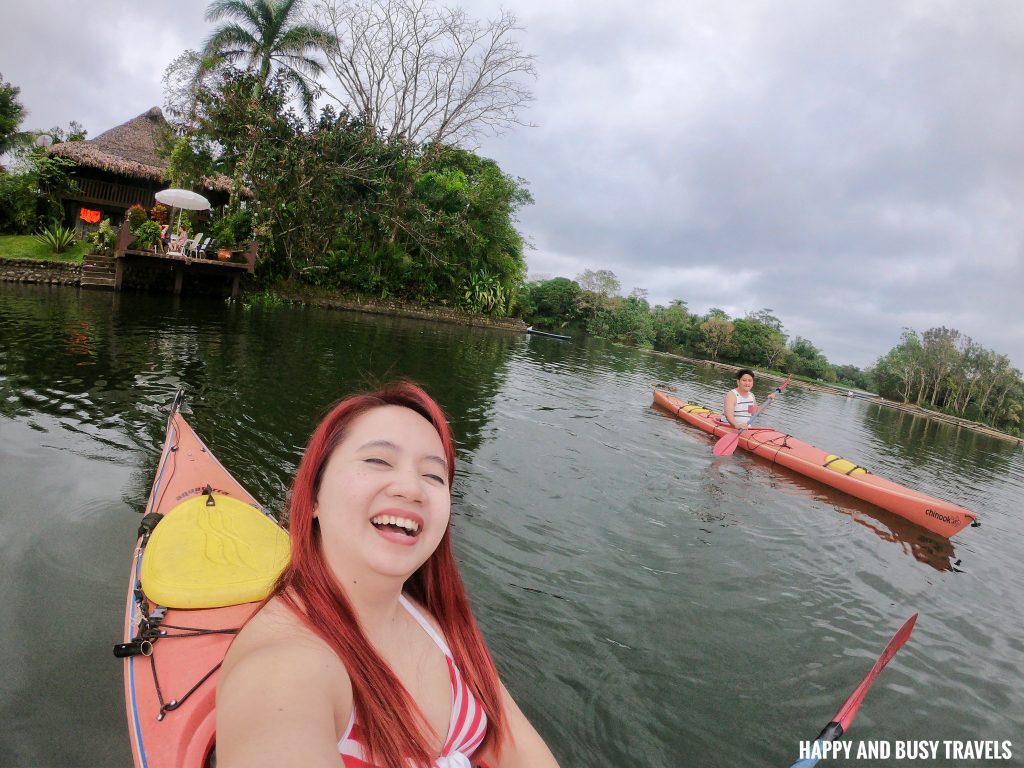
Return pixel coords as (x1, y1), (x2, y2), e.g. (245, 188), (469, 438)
(652, 389), (978, 538)
(116, 391), (289, 767)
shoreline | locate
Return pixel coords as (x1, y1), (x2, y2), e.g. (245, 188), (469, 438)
(2, 257), (1017, 443)
(261, 283), (528, 333)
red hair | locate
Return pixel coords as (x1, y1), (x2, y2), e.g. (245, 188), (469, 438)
(273, 381), (505, 767)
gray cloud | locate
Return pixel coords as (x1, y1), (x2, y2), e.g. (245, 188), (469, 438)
(4, 0), (1022, 367)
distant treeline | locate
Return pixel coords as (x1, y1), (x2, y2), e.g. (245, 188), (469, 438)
(521, 272), (1023, 435)
(872, 328), (1021, 433)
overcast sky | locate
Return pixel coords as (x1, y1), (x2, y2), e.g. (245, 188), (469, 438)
(4, 0), (1022, 367)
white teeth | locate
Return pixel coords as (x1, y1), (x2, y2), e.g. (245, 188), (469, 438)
(371, 514), (420, 533)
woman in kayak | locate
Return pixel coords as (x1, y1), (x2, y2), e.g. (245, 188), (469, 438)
(719, 369), (773, 429)
(216, 382), (559, 768)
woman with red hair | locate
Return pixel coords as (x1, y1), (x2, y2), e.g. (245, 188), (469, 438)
(217, 382), (559, 768)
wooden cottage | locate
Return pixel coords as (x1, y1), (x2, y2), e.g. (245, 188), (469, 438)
(46, 106), (231, 232)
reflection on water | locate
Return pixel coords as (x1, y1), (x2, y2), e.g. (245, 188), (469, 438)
(864, 401), (1019, 478)
(2, 283), (1023, 767)
(720, 449), (961, 572)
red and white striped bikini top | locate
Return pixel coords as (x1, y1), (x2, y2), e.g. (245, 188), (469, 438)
(338, 595), (488, 768)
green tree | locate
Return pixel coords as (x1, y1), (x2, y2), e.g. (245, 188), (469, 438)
(525, 277), (581, 325)
(0, 73), (26, 159)
(410, 147), (531, 309)
(43, 121), (87, 143)
(833, 364), (871, 390)
(786, 336), (835, 382)
(185, 69), (531, 304)
(871, 329), (924, 402)
(698, 316), (735, 360)
(746, 308), (785, 333)
(576, 269), (621, 298)
(0, 148), (78, 233)
(592, 294), (655, 346)
(919, 326), (960, 406)
(652, 300), (697, 352)
(730, 318), (787, 368)
(202, 0), (330, 119)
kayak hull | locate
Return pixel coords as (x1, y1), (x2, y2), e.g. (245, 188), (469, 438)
(653, 389), (977, 538)
(122, 401), (269, 768)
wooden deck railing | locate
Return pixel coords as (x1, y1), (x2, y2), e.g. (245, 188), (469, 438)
(74, 178), (158, 209)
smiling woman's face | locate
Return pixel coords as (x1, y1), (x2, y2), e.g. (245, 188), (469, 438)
(314, 405), (452, 582)
(737, 373), (754, 392)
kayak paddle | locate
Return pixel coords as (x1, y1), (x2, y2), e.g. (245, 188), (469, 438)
(789, 612), (919, 768)
(712, 377), (791, 457)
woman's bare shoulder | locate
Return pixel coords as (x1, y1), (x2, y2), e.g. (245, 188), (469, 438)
(220, 598), (351, 712)
(216, 599), (353, 767)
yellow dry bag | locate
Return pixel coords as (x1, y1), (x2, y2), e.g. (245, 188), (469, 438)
(823, 454), (869, 476)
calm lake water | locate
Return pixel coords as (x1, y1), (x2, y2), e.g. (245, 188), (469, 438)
(1, 283), (1021, 767)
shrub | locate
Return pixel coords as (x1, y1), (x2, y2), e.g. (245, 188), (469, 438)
(126, 203), (148, 229)
(86, 218), (118, 253)
(150, 203), (170, 225)
(211, 206), (253, 250)
(34, 224), (77, 254)
(133, 219), (162, 250)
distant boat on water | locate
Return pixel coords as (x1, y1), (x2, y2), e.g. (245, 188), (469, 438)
(526, 325), (571, 341)
(845, 389), (879, 399)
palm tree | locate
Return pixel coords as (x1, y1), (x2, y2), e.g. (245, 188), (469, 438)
(201, 0), (330, 119)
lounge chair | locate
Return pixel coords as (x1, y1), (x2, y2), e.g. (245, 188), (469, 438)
(182, 233), (205, 258)
(195, 236), (215, 259)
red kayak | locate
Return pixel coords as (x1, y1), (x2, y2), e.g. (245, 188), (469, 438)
(653, 389), (977, 538)
(116, 391), (290, 767)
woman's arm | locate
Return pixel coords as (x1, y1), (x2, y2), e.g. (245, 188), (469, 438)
(478, 683), (559, 768)
(217, 640), (351, 768)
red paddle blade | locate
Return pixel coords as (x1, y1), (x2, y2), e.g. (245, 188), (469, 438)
(833, 613), (918, 732)
(713, 432), (742, 456)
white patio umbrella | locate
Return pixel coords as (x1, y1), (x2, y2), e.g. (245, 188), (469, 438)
(154, 188), (211, 235)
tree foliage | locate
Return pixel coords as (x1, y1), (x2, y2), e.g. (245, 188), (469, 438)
(0, 149), (79, 234)
(177, 67), (530, 309)
(787, 336), (836, 381)
(833, 364), (870, 390)
(201, 0), (331, 120)
(732, 318), (786, 368)
(870, 327), (1022, 433)
(522, 277), (582, 326)
(0, 73), (27, 159)
(575, 269), (621, 298)
(699, 317), (735, 360)
(589, 294), (656, 347)
(651, 300), (697, 351)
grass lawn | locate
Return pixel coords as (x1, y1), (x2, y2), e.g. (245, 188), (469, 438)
(0, 235), (90, 263)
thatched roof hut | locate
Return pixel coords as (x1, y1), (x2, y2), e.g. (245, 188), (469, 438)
(48, 106), (232, 193)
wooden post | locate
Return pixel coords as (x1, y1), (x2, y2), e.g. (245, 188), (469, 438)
(174, 266), (183, 296)
(114, 220), (132, 292)
(243, 239), (257, 273)
(114, 220), (133, 257)
(231, 273), (241, 298)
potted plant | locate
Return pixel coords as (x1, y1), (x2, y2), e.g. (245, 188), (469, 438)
(133, 220), (162, 251)
(211, 207), (253, 260)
